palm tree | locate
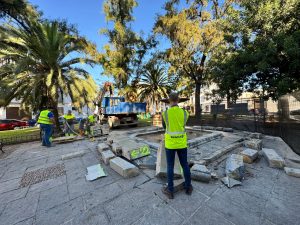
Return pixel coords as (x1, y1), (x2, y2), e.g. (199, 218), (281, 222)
(138, 64), (170, 114)
(0, 19), (98, 129)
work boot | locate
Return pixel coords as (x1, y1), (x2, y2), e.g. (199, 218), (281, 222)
(161, 187), (174, 199)
(186, 185), (193, 195)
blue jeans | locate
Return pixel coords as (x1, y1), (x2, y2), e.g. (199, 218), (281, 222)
(40, 124), (53, 147)
(165, 147), (191, 193)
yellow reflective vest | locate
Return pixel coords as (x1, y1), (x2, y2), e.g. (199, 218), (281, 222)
(88, 115), (95, 123)
(38, 110), (53, 125)
(162, 106), (189, 149)
(63, 114), (75, 121)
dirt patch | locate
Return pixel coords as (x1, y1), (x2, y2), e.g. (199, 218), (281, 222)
(137, 130), (210, 143)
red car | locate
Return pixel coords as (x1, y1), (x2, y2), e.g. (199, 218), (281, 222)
(0, 119), (29, 131)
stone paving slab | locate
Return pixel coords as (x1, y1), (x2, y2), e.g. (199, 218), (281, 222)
(0, 193), (39, 225)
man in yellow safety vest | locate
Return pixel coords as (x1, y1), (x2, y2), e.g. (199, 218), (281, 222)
(161, 92), (192, 199)
(63, 110), (76, 136)
(86, 113), (97, 137)
(38, 107), (55, 147)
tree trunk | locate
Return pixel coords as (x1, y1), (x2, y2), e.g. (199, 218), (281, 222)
(194, 82), (201, 121)
(51, 101), (61, 133)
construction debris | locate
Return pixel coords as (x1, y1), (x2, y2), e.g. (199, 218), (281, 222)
(240, 148), (258, 164)
(121, 141), (150, 160)
(110, 157), (139, 178)
(221, 176), (242, 188)
(244, 139), (262, 150)
(61, 150), (86, 160)
(86, 164), (106, 181)
(101, 150), (116, 165)
(52, 136), (76, 144)
(225, 154), (245, 181)
(262, 148), (285, 169)
(284, 167), (300, 178)
(156, 141), (182, 178)
(191, 164), (211, 182)
(97, 143), (110, 153)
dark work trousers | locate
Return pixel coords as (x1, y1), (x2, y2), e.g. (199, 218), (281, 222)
(165, 147), (191, 193)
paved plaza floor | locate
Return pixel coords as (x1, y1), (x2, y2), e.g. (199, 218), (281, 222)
(0, 130), (299, 225)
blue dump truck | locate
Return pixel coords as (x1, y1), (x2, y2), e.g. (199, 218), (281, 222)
(100, 97), (147, 128)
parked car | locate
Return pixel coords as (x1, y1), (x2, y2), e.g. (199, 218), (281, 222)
(0, 119), (29, 131)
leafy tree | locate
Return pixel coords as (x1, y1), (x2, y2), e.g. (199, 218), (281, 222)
(101, 0), (155, 89)
(138, 61), (171, 113)
(155, 0), (237, 119)
(211, 0), (300, 101)
(0, 20), (98, 128)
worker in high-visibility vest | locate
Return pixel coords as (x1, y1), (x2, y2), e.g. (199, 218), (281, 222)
(63, 110), (76, 136)
(161, 92), (192, 199)
(38, 107), (55, 147)
(86, 113), (97, 138)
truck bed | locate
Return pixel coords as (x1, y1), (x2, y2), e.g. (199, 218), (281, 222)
(103, 102), (146, 115)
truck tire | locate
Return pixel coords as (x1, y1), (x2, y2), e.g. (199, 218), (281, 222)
(108, 118), (114, 128)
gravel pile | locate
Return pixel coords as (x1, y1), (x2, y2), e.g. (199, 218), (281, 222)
(20, 164), (66, 188)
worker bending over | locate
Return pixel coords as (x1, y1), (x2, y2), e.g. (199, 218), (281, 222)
(162, 92), (192, 199)
(38, 107), (55, 147)
(63, 110), (76, 136)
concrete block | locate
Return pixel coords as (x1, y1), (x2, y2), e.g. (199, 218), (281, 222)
(111, 143), (122, 155)
(223, 127), (234, 132)
(155, 141), (182, 178)
(249, 132), (262, 139)
(244, 139), (262, 150)
(101, 150), (116, 165)
(284, 167), (300, 178)
(61, 150), (86, 160)
(97, 143), (110, 153)
(262, 148), (285, 169)
(191, 164), (211, 182)
(202, 126), (215, 130)
(216, 127), (223, 131)
(101, 124), (110, 135)
(109, 157), (139, 178)
(225, 154), (245, 181)
(121, 140), (150, 160)
(240, 148), (258, 163)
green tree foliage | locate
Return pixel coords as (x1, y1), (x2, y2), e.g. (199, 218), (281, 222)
(155, 0), (237, 119)
(0, 19), (98, 128)
(101, 0), (155, 89)
(138, 60), (171, 113)
(210, 0), (300, 101)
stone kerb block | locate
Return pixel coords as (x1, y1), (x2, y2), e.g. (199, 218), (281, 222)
(61, 150), (86, 160)
(240, 148), (258, 164)
(249, 132), (262, 139)
(101, 150), (116, 165)
(191, 164), (211, 182)
(262, 148), (285, 169)
(244, 139), (262, 150)
(225, 154), (245, 181)
(110, 157), (139, 178)
(120, 140), (150, 160)
(111, 143), (122, 155)
(284, 167), (300, 178)
(97, 143), (110, 153)
(156, 141), (182, 178)
(223, 127), (234, 132)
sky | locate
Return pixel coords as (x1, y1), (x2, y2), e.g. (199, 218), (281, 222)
(28, 0), (168, 85)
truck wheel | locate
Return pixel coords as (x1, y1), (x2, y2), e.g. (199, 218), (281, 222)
(108, 119), (114, 128)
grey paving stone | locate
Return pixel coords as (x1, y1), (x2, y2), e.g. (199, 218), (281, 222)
(207, 193), (261, 225)
(133, 202), (184, 225)
(105, 193), (158, 225)
(192, 181), (221, 197)
(262, 197), (300, 225)
(284, 167), (300, 178)
(37, 184), (69, 211)
(68, 177), (95, 200)
(0, 186), (28, 204)
(186, 205), (234, 225)
(71, 204), (109, 225)
(0, 168), (26, 182)
(0, 177), (21, 194)
(81, 152), (99, 167)
(83, 182), (122, 209)
(63, 158), (84, 171)
(28, 175), (66, 193)
(117, 173), (150, 192)
(0, 193), (39, 225)
(66, 168), (86, 183)
(35, 197), (84, 225)
(14, 217), (34, 225)
(167, 189), (209, 218)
